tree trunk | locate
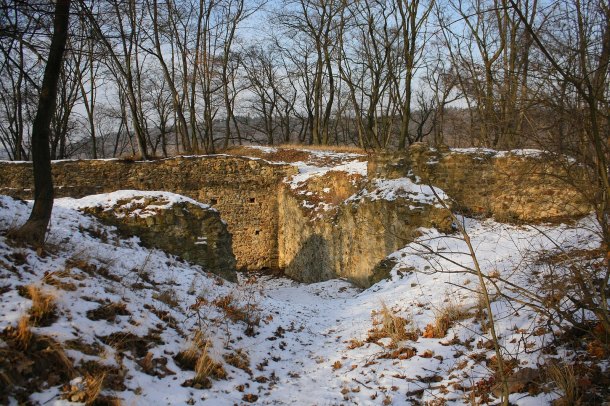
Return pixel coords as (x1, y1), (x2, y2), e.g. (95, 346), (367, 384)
(13, 0), (71, 246)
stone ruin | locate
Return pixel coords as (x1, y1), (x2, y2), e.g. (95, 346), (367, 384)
(0, 146), (591, 287)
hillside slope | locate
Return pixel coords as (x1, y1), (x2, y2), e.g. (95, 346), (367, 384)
(1, 147), (608, 405)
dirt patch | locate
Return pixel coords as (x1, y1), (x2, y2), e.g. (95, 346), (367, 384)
(86, 302), (131, 321)
(144, 303), (180, 330)
(0, 329), (75, 404)
(65, 338), (105, 356)
(224, 349), (252, 375)
(76, 360), (127, 391)
(97, 330), (163, 358)
(222, 146), (313, 163)
(137, 353), (176, 378)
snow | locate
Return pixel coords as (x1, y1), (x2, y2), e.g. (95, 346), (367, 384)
(450, 147), (499, 155)
(353, 177), (449, 206)
(247, 145), (279, 154)
(450, 148), (547, 158)
(0, 162), (603, 405)
(57, 190), (214, 219)
(288, 160), (367, 189)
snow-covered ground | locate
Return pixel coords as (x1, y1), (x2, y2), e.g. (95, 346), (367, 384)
(1, 191), (603, 405)
(1, 147), (607, 405)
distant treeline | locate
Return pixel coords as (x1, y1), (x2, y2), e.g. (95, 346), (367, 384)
(0, 0), (608, 160)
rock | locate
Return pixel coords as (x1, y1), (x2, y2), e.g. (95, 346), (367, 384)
(369, 258), (398, 286)
(77, 191), (237, 282)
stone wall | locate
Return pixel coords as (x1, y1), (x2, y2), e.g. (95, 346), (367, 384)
(0, 156), (297, 270)
(0, 146), (593, 286)
(368, 144), (592, 222)
(77, 192), (237, 281)
(278, 185), (453, 287)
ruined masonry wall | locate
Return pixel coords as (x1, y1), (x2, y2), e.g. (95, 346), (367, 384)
(0, 156), (297, 270)
(0, 148), (593, 284)
(368, 145), (592, 222)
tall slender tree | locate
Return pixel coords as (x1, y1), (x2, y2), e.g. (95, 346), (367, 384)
(12, 0), (71, 245)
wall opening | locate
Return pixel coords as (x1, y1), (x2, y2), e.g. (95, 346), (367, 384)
(249, 197), (256, 203)
(210, 198), (218, 205)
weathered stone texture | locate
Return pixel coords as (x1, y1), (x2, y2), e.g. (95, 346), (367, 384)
(278, 183), (453, 287)
(80, 194), (237, 281)
(0, 156), (297, 270)
(369, 144), (592, 222)
(0, 146), (592, 287)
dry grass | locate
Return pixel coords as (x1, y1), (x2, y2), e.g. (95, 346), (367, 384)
(27, 285), (57, 326)
(15, 316), (32, 350)
(181, 330), (206, 368)
(42, 266), (81, 291)
(84, 373), (106, 404)
(194, 342), (227, 384)
(175, 330), (227, 388)
(423, 303), (470, 339)
(213, 294), (260, 335)
(378, 346), (417, 360)
(63, 373), (106, 404)
(546, 361), (579, 404)
(367, 303), (418, 346)
(1, 329), (75, 404)
(347, 339), (364, 349)
(223, 349), (251, 374)
(139, 352), (154, 374)
(153, 290), (179, 308)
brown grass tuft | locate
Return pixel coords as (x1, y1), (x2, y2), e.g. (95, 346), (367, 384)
(63, 373), (106, 404)
(194, 342), (227, 384)
(14, 316), (32, 350)
(367, 303), (418, 346)
(177, 330), (206, 369)
(175, 331), (227, 389)
(27, 285), (57, 326)
(423, 303), (470, 339)
(546, 361), (579, 404)
(84, 373), (106, 404)
(139, 352), (154, 374)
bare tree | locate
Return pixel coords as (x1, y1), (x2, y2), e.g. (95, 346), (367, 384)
(396, 0), (434, 149)
(0, 0), (44, 160)
(509, 0), (610, 334)
(337, 0), (400, 149)
(78, 0), (151, 159)
(276, 0), (343, 145)
(12, 0), (71, 245)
